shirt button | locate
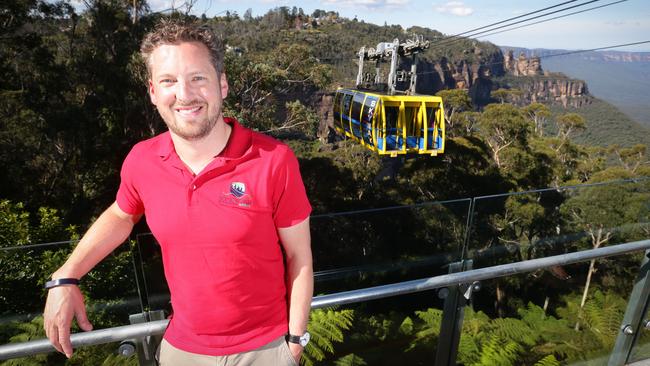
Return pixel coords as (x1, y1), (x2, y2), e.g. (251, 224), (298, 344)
(192, 185), (197, 190)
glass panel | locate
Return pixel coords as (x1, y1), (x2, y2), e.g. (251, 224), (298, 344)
(133, 199), (472, 310)
(311, 198), (472, 294)
(468, 179), (650, 268)
(629, 303), (650, 363)
(461, 178), (650, 365)
(0, 239), (141, 364)
(459, 252), (643, 365)
(2, 342), (139, 365)
(310, 200), (464, 362)
(133, 233), (170, 314)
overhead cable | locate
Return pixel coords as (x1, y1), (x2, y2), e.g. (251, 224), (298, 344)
(538, 40), (650, 58)
(433, 0), (603, 48)
(478, 0), (628, 39)
(436, 0), (583, 44)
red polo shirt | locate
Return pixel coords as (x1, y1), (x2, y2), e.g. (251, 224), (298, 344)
(116, 117), (311, 355)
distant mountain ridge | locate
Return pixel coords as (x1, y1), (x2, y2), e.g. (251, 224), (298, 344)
(502, 47), (650, 62)
(500, 46), (650, 127)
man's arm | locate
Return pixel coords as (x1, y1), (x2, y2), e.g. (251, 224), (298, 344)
(44, 202), (141, 358)
(278, 217), (313, 362)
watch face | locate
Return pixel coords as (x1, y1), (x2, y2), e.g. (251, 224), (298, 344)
(299, 332), (311, 347)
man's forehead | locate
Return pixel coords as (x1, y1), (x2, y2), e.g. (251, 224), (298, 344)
(149, 42), (215, 74)
(151, 41), (209, 56)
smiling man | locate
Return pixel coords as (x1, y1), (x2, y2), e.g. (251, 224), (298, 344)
(43, 19), (313, 366)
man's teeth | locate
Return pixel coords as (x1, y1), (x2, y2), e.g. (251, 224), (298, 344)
(176, 106), (201, 114)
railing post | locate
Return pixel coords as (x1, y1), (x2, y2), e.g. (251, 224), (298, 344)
(120, 310), (166, 366)
(609, 250), (650, 366)
(434, 260), (477, 366)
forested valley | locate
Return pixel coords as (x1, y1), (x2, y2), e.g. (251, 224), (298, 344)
(1, 1), (650, 365)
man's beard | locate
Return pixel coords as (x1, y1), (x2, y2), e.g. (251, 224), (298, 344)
(163, 101), (220, 140)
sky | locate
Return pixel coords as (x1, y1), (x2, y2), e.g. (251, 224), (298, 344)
(147, 0), (650, 52)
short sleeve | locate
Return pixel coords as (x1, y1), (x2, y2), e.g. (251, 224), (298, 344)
(272, 147), (312, 228)
(116, 147), (145, 216)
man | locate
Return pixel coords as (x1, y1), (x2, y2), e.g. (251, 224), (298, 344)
(43, 19), (313, 365)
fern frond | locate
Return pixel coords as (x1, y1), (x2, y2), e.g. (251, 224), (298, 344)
(462, 308), (491, 337)
(485, 317), (538, 346)
(458, 332), (481, 365)
(305, 308), (354, 363)
(534, 354), (560, 366)
(334, 353), (368, 366)
(398, 316), (414, 335)
(473, 335), (522, 366)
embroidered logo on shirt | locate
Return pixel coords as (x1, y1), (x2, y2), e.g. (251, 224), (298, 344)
(220, 182), (252, 207)
(230, 182), (246, 198)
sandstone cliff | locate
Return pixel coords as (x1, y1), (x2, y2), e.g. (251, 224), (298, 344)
(504, 50), (542, 76)
(499, 50), (591, 108)
(415, 45), (504, 106)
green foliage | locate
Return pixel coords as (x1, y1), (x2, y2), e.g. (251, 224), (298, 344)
(557, 290), (626, 351)
(560, 176), (650, 244)
(406, 308), (442, 351)
(473, 336), (523, 366)
(477, 103), (532, 169)
(492, 88), (523, 104)
(402, 300), (630, 365)
(303, 308), (354, 366)
(556, 113), (586, 141)
(550, 99), (650, 148)
(7, 316), (45, 343)
(534, 354), (560, 366)
(334, 353), (368, 366)
(436, 89), (473, 137)
(522, 103), (551, 137)
(0, 200), (78, 315)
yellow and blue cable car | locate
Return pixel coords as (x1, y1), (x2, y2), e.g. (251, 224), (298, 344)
(333, 88), (445, 157)
(333, 36), (445, 157)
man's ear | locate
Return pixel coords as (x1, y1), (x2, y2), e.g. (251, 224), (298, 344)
(148, 80), (157, 104)
(220, 73), (229, 99)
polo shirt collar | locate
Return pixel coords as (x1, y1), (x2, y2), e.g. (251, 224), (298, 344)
(220, 117), (252, 159)
(155, 117), (253, 160)
(156, 131), (175, 160)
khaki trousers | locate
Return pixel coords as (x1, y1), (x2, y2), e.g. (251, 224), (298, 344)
(157, 336), (299, 366)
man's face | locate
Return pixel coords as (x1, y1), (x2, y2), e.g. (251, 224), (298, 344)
(148, 42), (228, 141)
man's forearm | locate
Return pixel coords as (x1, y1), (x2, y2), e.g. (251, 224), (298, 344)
(279, 218), (314, 336)
(287, 255), (314, 335)
(53, 202), (139, 279)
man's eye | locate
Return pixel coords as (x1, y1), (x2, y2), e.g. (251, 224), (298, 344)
(193, 76), (206, 81)
(160, 79), (175, 84)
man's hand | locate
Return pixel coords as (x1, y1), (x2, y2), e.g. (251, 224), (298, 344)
(43, 285), (93, 358)
(287, 342), (303, 364)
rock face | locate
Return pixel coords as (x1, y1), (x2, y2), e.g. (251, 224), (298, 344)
(415, 46), (504, 106)
(504, 50), (543, 76)
(501, 51), (590, 107)
(517, 78), (590, 108)
(317, 91), (335, 142)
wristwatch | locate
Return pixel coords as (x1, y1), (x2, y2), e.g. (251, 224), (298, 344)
(286, 331), (311, 347)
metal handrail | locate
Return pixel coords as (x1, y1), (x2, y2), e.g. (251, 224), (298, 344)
(2, 238), (649, 360)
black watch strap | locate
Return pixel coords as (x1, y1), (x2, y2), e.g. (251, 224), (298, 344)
(286, 331), (310, 347)
(44, 278), (79, 290)
(286, 334), (301, 344)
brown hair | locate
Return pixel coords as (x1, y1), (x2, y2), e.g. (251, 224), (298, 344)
(140, 19), (224, 77)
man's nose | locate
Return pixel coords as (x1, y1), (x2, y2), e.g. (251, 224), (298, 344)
(176, 79), (194, 100)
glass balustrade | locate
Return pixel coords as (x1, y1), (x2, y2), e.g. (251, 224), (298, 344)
(1, 178), (649, 365)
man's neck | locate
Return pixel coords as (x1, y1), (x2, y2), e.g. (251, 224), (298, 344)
(170, 120), (232, 175)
